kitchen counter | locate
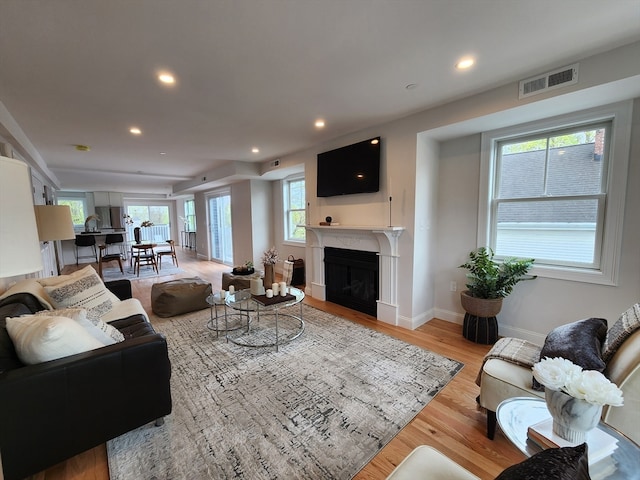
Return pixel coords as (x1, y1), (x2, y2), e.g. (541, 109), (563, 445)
(61, 230), (129, 266)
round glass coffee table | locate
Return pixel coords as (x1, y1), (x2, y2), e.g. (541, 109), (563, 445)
(497, 397), (640, 479)
(224, 286), (305, 351)
(205, 292), (250, 339)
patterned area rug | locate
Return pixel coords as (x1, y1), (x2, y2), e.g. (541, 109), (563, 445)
(107, 305), (463, 479)
(101, 263), (184, 282)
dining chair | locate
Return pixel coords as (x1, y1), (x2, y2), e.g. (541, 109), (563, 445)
(156, 240), (178, 270)
(132, 244), (158, 276)
(98, 244), (123, 278)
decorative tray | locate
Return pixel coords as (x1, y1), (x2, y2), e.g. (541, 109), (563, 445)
(232, 267), (255, 275)
(252, 293), (295, 306)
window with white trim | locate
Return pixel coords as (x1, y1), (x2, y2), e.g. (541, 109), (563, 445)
(479, 102), (632, 285)
(284, 176), (306, 242)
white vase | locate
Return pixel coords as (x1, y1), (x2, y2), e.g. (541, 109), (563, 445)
(545, 388), (602, 444)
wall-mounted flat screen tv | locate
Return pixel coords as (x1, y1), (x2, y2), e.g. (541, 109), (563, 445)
(317, 136), (381, 197)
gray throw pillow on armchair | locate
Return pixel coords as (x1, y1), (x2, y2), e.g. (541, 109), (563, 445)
(532, 317), (608, 391)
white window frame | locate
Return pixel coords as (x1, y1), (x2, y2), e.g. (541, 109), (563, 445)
(478, 101), (632, 286)
(283, 175), (306, 244)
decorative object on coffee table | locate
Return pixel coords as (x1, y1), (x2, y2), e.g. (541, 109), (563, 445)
(232, 261), (254, 275)
(533, 357), (623, 443)
(262, 246), (279, 287)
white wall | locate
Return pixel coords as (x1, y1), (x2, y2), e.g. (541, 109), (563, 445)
(249, 180), (273, 267)
(277, 41), (640, 339)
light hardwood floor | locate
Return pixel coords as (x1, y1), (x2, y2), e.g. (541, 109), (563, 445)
(27, 247), (526, 480)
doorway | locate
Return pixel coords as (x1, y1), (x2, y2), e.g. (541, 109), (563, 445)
(208, 192), (233, 264)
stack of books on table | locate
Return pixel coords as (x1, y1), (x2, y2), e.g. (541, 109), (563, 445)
(527, 418), (618, 466)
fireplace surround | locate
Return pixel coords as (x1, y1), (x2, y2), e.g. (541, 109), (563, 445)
(305, 225), (404, 324)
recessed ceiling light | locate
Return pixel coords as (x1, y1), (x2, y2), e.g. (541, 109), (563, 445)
(158, 72), (176, 85)
(370, 139), (379, 145)
(252, 147), (260, 153)
(130, 127), (142, 135)
(315, 119), (325, 128)
(159, 152), (167, 155)
(456, 57), (475, 70)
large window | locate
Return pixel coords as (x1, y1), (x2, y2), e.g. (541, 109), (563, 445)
(126, 205), (171, 243)
(479, 102), (631, 285)
(183, 199), (196, 232)
(284, 176), (306, 242)
(57, 198), (86, 227)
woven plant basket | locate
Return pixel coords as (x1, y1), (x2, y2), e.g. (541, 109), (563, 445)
(460, 290), (503, 317)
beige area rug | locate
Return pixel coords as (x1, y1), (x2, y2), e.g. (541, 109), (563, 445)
(101, 262), (184, 282)
(107, 304), (463, 479)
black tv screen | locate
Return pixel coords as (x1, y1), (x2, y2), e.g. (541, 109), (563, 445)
(317, 137), (381, 197)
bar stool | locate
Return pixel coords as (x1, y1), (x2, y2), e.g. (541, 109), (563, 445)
(98, 244), (123, 279)
(75, 234), (98, 265)
(105, 233), (126, 259)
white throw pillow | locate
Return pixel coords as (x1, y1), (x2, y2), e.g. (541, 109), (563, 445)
(34, 308), (124, 345)
(6, 315), (106, 365)
(43, 266), (118, 320)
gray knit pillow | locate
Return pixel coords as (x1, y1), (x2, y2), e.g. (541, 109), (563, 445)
(602, 303), (640, 363)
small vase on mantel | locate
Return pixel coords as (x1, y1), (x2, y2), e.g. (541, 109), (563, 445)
(263, 263), (275, 288)
(545, 388), (602, 444)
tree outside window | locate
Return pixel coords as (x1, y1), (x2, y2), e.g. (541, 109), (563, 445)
(57, 199), (86, 226)
(285, 177), (305, 242)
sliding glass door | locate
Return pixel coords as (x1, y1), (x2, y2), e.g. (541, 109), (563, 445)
(208, 192), (233, 264)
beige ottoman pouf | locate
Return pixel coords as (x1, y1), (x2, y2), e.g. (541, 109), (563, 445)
(151, 277), (212, 318)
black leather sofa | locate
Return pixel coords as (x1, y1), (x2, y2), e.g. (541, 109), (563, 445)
(0, 280), (172, 480)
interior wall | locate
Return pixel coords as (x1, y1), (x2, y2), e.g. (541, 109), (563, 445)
(249, 180), (273, 268)
(433, 100), (640, 344)
(433, 133), (483, 324)
(407, 133), (439, 329)
(278, 41), (640, 334)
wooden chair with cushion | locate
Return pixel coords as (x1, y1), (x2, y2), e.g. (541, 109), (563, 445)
(98, 244), (123, 279)
(156, 240), (178, 270)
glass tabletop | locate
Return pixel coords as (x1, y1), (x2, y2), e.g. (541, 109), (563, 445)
(497, 397), (640, 480)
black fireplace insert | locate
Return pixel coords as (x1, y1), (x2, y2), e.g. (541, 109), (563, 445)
(324, 247), (378, 316)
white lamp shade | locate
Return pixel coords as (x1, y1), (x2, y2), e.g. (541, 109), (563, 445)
(0, 156), (43, 277)
(34, 205), (76, 241)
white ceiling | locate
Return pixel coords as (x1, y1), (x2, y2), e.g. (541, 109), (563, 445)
(1, 0), (639, 195)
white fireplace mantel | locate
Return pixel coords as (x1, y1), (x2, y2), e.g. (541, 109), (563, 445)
(305, 225), (404, 325)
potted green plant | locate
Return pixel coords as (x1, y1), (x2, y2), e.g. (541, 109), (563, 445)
(459, 247), (536, 318)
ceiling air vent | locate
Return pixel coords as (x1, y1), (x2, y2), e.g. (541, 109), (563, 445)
(519, 63), (579, 99)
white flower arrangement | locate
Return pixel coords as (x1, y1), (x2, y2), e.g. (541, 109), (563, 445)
(532, 357), (624, 407)
(262, 246), (279, 265)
